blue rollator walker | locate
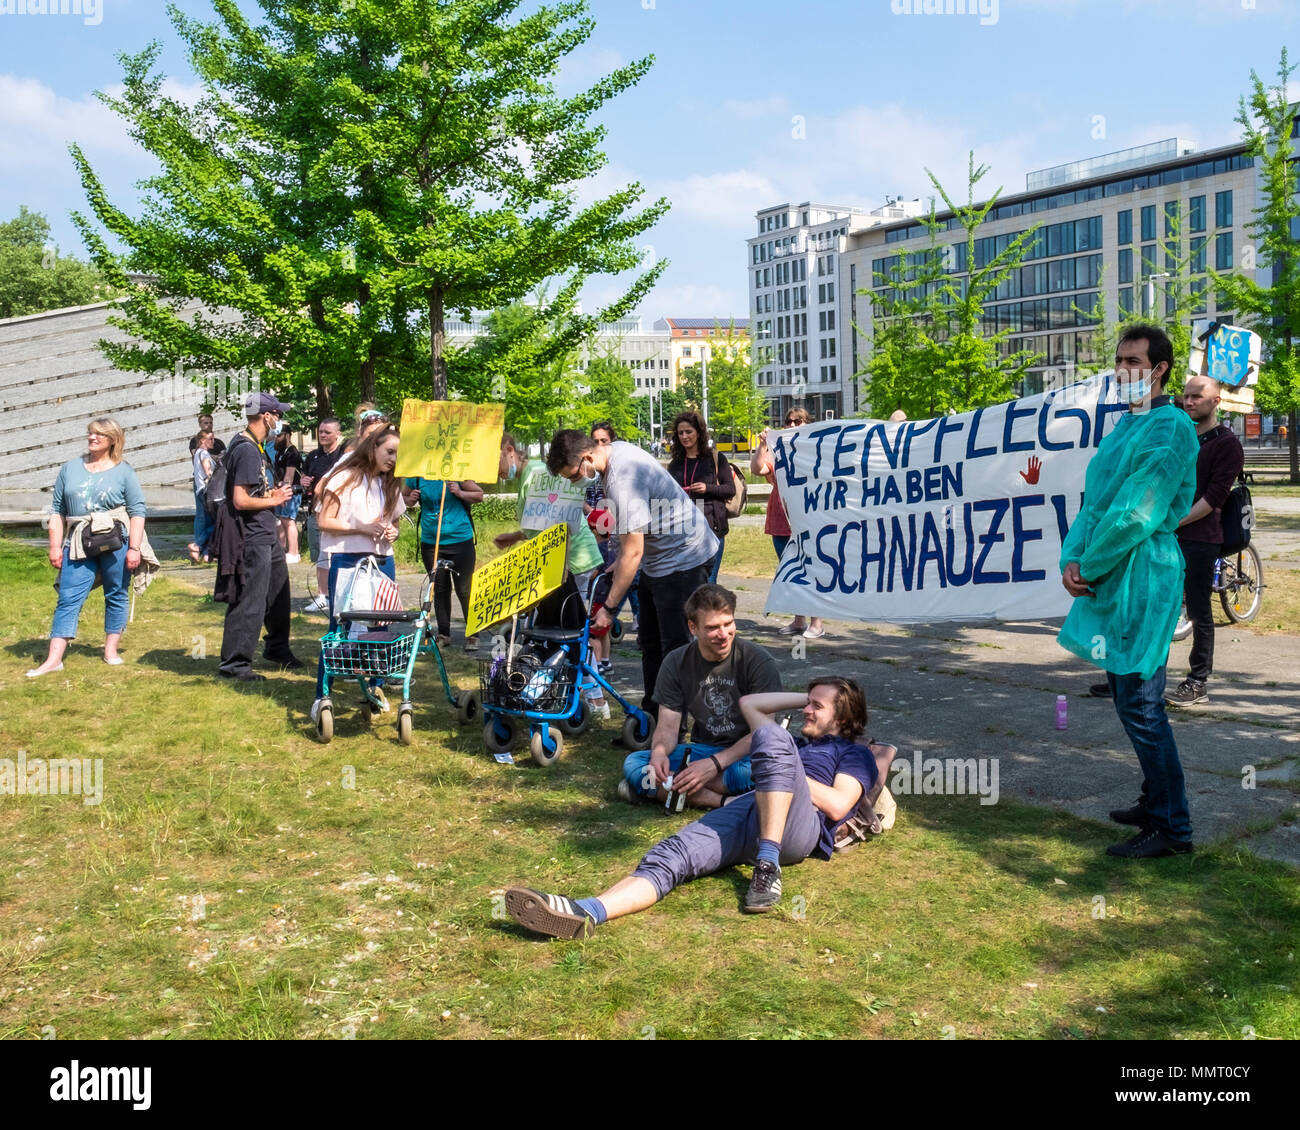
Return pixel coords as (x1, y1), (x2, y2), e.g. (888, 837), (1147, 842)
(479, 593), (653, 767)
(316, 571), (478, 745)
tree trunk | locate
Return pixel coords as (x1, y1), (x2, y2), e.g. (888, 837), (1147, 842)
(315, 378), (332, 420)
(429, 284), (446, 400)
(1290, 407), (1299, 484)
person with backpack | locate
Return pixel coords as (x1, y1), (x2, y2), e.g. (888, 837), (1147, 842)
(188, 429), (217, 563)
(667, 411), (734, 585)
(214, 392), (303, 682)
(1167, 375), (1245, 706)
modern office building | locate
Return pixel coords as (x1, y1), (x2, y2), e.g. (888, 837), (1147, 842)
(840, 136), (1266, 409)
(746, 199), (923, 424)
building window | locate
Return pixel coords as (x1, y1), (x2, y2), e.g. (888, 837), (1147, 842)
(1141, 205), (1156, 242)
(1189, 195), (1206, 233)
(1215, 190), (1233, 229)
(1215, 231), (1233, 271)
(683, 346), (692, 357)
(1118, 287), (1133, 315)
(1164, 200), (1179, 237)
(1117, 247), (1132, 284)
(1141, 243), (1158, 275)
(1117, 209), (1132, 245)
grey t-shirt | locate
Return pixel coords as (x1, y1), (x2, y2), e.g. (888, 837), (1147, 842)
(601, 441), (718, 578)
(654, 637), (783, 747)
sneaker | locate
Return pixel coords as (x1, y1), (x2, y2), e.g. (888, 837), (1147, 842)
(436, 634), (452, 648)
(284, 553), (301, 564)
(370, 689), (391, 713)
(1106, 828), (1194, 859)
(801, 624), (826, 640)
(1165, 679), (1208, 706)
(464, 636), (480, 654)
(25, 663), (64, 678)
(219, 670), (266, 683)
(306, 594), (330, 613)
(616, 779), (640, 804)
(1108, 801), (1149, 827)
(1088, 683), (1112, 698)
(597, 658), (613, 676)
(267, 652), (305, 671)
(743, 860), (783, 913)
(777, 621), (805, 636)
(504, 887), (596, 939)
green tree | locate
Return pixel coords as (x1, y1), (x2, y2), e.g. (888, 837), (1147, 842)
(0, 207), (116, 320)
(576, 353), (638, 439)
(859, 154), (1044, 418)
(1213, 49), (1300, 482)
(71, 0), (667, 418)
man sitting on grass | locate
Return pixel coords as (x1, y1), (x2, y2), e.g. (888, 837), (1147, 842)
(504, 678), (890, 937)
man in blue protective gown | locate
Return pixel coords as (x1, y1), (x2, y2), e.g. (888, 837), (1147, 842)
(1058, 324), (1199, 859)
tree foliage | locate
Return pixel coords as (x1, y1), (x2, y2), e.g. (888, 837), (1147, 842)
(0, 207), (116, 320)
(1212, 49), (1300, 480)
(71, 0), (667, 419)
(860, 154), (1044, 418)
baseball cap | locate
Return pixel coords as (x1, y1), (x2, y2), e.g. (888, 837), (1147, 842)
(244, 391), (294, 417)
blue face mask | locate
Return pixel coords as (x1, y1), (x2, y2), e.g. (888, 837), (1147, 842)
(504, 459), (519, 481)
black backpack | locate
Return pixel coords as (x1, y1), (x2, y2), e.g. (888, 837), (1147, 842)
(1220, 475), (1254, 556)
(204, 434), (254, 515)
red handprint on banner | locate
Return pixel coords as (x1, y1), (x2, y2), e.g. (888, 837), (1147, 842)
(1020, 455), (1042, 485)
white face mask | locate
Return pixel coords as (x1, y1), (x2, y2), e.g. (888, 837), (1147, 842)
(1116, 376), (1151, 404)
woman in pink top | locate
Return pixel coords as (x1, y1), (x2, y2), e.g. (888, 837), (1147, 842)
(311, 425), (407, 713)
(750, 406), (823, 639)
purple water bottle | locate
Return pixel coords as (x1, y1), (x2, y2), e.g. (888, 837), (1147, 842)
(1055, 694), (1068, 731)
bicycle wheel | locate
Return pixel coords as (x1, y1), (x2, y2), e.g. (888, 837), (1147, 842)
(1220, 545), (1264, 624)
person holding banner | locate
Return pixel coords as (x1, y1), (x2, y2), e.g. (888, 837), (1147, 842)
(310, 425), (407, 721)
(403, 476), (484, 651)
(750, 407), (824, 640)
(1057, 325), (1199, 859)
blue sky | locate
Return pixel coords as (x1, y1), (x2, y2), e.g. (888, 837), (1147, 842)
(2, 0), (1297, 321)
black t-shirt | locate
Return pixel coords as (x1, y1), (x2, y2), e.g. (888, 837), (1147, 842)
(226, 435), (277, 545)
(189, 435), (227, 456)
(302, 445), (344, 514)
(653, 637), (783, 746)
(275, 442), (304, 486)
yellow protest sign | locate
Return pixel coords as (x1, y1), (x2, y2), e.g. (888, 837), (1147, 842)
(393, 400), (504, 482)
(465, 523), (569, 637)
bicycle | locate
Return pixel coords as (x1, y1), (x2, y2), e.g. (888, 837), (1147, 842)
(1173, 544), (1265, 640)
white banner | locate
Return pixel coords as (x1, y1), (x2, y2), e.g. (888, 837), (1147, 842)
(765, 374), (1128, 624)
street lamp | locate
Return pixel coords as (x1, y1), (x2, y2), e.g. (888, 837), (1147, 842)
(1145, 271), (1171, 318)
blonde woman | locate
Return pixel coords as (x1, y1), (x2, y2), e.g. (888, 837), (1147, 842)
(751, 406), (824, 639)
(28, 419), (147, 676)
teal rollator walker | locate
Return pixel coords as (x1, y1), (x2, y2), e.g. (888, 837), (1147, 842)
(315, 567), (478, 745)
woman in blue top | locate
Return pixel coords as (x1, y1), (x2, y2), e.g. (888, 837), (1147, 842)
(28, 418), (147, 677)
(401, 477), (484, 651)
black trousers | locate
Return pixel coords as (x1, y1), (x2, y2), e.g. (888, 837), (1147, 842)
(637, 561), (712, 716)
(1180, 539), (1218, 683)
(420, 537), (476, 638)
(218, 540), (292, 677)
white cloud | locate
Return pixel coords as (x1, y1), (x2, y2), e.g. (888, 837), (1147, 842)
(555, 46), (628, 92)
(0, 73), (206, 172)
(657, 169), (781, 225)
(721, 96), (790, 119)
(642, 281), (747, 321)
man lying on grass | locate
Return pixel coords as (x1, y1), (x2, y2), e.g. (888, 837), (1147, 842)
(504, 678), (892, 937)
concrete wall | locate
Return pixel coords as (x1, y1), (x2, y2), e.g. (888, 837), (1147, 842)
(0, 302), (243, 517)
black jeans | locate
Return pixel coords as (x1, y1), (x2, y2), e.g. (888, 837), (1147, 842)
(218, 539), (292, 677)
(420, 537), (476, 638)
(637, 561), (711, 716)
(1180, 539), (1218, 683)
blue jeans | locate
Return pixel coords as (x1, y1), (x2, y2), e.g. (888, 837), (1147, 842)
(193, 489), (215, 554)
(1108, 667), (1193, 842)
(315, 552), (397, 697)
(708, 536), (726, 584)
(631, 725), (824, 899)
(772, 534), (790, 559)
(51, 542), (130, 639)
(622, 742), (753, 799)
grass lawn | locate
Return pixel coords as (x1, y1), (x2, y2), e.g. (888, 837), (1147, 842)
(1, 534), (1298, 1040)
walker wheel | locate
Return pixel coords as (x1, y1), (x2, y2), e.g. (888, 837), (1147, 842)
(316, 704), (334, 744)
(397, 707), (413, 746)
(558, 699), (590, 736)
(621, 713), (651, 751)
(484, 717), (515, 753)
(529, 725), (563, 767)
(457, 690), (481, 726)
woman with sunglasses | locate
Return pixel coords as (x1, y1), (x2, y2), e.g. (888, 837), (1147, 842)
(750, 407), (824, 639)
